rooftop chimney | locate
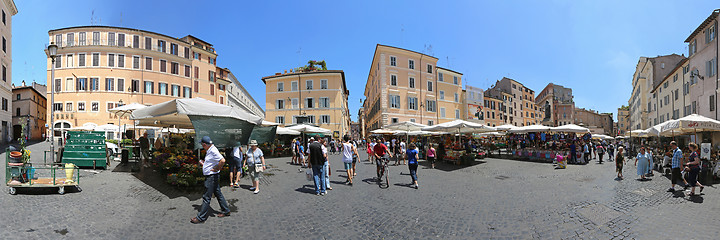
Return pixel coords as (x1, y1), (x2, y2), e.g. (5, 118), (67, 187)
(22, 80), (26, 87)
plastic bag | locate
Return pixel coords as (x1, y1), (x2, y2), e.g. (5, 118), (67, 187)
(305, 169), (313, 181)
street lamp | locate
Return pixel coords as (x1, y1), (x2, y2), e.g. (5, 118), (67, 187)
(118, 99), (124, 145)
(46, 42), (58, 163)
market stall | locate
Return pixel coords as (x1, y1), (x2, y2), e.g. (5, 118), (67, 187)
(422, 120), (496, 165)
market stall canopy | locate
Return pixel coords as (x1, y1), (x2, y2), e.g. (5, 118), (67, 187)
(370, 128), (400, 134)
(94, 124), (120, 132)
(261, 120), (281, 127)
(476, 131), (505, 137)
(285, 124), (332, 134)
(659, 114), (720, 136)
(384, 121), (429, 132)
(68, 126), (95, 131)
(508, 124), (551, 133)
(628, 129), (649, 138)
(592, 134), (614, 140)
(615, 136), (627, 139)
(276, 127), (301, 135)
(422, 120), (496, 134)
(551, 124), (590, 133)
(494, 124), (520, 132)
(131, 98), (263, 128)
(109, 103), (148, 118)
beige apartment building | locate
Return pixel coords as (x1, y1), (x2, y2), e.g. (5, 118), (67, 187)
(629, 54), (685, 130)
(363, 44), (463, 132)
(536, 83), (575, 126)
(262, 70), (350, 137)
(0, 0), (17, 143)
(483, 95), (506, 127)
(649, 58), (690, 127)
(45, 26), (254, 140)
(617, 106), (629, 136)
(574, 108), (613, 135)
(487, 77), (538, 127)
(12, 81), (46, 141)
(686, 9), (719, 120)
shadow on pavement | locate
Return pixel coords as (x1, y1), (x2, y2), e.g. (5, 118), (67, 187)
(131, 168), (204, 201)
(429, 160), (487, 172)
(688, 195), (704, 203)
(9, 186), (81, 195)
(393, 183), (415, 189)
(294, 185), (317, 194)
(360, 178), (377, 185)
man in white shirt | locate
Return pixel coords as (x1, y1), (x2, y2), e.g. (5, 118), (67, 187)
(191, 136), (230, 224)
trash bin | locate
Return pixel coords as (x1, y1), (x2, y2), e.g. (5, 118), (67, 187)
(121, 149), (129, 164)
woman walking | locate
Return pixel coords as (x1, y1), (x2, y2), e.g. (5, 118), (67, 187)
(243, 140), (266, 194)
(635, 147), (651, 180)
(427, 144), (437, 169)
(616, 147), (625, 179)
(407, 143), (420, 189)
(291, 139), (298, 165)
(686, 143), (705, 196)
(229, 142), (244, 188)
(341, 135), (359, 185)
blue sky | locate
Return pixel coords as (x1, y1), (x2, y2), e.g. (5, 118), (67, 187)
(11, 0), (719, 122)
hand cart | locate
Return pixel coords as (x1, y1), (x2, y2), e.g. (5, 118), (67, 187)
(6, 149), (80, 195)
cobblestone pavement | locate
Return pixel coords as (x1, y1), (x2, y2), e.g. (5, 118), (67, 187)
(2, 142), (719, 239)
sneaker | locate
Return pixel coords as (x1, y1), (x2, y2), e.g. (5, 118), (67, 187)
(249, 187), (256, 191)
(414, 184), (419, 189)
(667, 188), (675, 192)
(700, 186), (705, 193)
(320, 192), (326, 196)
(253, 189), (259, 194)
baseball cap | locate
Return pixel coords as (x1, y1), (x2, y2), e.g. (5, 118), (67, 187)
(201, 136), (212, 144)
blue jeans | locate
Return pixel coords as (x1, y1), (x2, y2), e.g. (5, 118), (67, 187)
(197, 174), (229, 221)
(312, 163), (326, 194)
(408, 163), (418, 182)
(324, 161), (331, 189)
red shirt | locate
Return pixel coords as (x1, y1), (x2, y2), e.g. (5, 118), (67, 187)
(373, 143), (388, 156)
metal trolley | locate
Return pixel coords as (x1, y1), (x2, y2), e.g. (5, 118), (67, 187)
(5, 150), (80, 195)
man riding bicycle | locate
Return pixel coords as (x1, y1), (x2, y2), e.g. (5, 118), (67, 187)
(373, 138), (391, 179)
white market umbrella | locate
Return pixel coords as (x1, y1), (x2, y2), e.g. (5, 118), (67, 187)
(370, 128), (399, 134)
(508, 124), (551, 133)
(659, 114), (720, 137)
(286, 124), (332, 134)
(261, 120), (281, 127)
(276, 127), (301, 135)
(551, 124), (590, 133)
(109, 103), (148, 118)
(495, 124), (520, 132)
(95, 124), (120, 132)
(131, 98), (262, 129)
(615, 136), (627, 139)
(422, 120), (497, 134)
(385, 121), (429, 142)
(628, 129), (650, 138)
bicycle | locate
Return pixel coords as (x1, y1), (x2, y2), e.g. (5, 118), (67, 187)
(377, 156), (390, 188)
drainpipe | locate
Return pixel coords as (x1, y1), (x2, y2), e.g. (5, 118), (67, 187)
(716, 15), (719, 120)
(419, 54), (423, 125)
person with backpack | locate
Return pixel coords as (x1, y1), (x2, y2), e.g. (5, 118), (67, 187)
(597, 144), (605, 164)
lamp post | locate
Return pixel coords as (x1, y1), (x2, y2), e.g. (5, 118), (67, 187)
(46, 42), (58, 163)
(118, 99), (124, 146)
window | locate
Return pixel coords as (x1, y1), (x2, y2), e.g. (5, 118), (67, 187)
(65, 78), (73, 91)
(108, 54), (115, 67)
(392, 118), (399, 123)
(171, 84), (180, 97)
(170, 43), (178, 55)
(54, 79), (61, 92)
(194, 81), (199, 92)
(55, 54), (62, 68)
(183, 87), (192, 98)
(14, 94), (19, 100)
(439, 91), (445, 100)
(408, 60), (414, 69)
(159, 59), (166, 72)
(454, 93), (459, 102)
(689, 39), (697, 56)
(66, 33), (74, 47)
(91, 102), (99, 112)
(117, 79), (125, 92)
(65, 102), (73, 112)
(92, 32), (100, 45)
(320, 115), (330, 124)
(64, 55), (73, 68)
(427, 64), (432, 73)
(276, 99), (285, 109)
(108, 32), (116, 46)
(291, 98), (299, 109)
(707, 58), (717, 77)
(455, 109), (460, 119)
(171, 62), (179, 75)
(426, 100), (436, 112)
(112, 54), (122, 68)
(427, 120), (434, 126)
(390, 56), (396, 66)
(144, 81), (154, 94)
(52, 103), (62, 112)
(117, 33), (125, 47)
(194, 52), (200, 59)
(408, 97), (418, 110)
(389, 95), (400, 108)
(319, 97), (330, 108)
(130, 79), (140, 92)
(210, 84), (215, 95)
(275, 116), (285, 124)
(306, 98), (314, 108)
(409, 77), (415, 88)
(675, 89), (679, 100)
(55, 34), (62, 46)
(88, 78), (97, 91)
(291, 81), (298, 91)
(194, 66), (199, 79)
(157, 40), (166, 53)
(107, 102), (116, 112)
(307, 115), (316, 124)
(2, 10), (5, 25)
(277, 82), (284, 92)
(208, 71), (215, 81)
(184, 65), (191, 77)
(711, 95), (716, 112)
(184, 47), (190, 59)
(453, 76), (458, 84)
(390, 75), (397, 86)
(427, 81), (433, 92)
(92, 53), (99, 66)
(706, 22), (716, 44)
(74, 78), (87, 91)
(77, 102), (85, 111)
(306, 80), (313, 90)
(79, 32), (86, 46)
(439, 73), (444, 82)
(145, 57), (152, 70)
(105, 78), (114, 91)
(321, 79), (328, 89)
(75, 53), (85, 67)
(440, 108), (446, 118)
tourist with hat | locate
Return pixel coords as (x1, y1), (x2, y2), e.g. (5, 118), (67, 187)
(243, 139), (266, 194)
(191, 136), (230, 224)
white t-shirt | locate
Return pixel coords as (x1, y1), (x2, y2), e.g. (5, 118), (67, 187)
(232, 146), (243, 161)
(202, 145), (223, 176)
(246, 148), (264, 164)
(400, 142), (406, 152)
(342, 142), (354, 163)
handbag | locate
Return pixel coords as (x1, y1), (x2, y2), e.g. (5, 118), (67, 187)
(251, 151), (264, 172)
